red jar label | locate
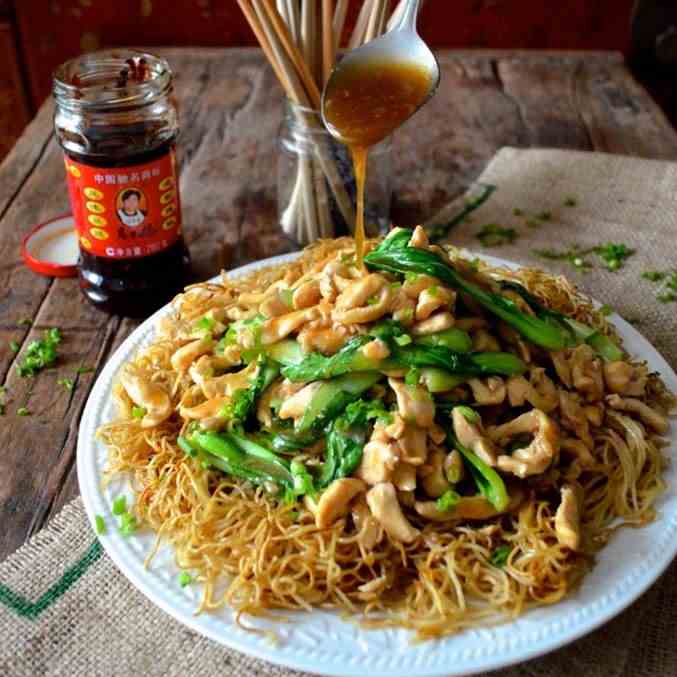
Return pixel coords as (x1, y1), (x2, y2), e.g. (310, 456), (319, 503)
(64, 149), (181, 259)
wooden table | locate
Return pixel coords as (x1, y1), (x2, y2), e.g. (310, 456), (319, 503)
(1, 48), (676, 560)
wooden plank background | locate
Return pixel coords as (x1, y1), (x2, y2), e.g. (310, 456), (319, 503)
(0, 48), (676, 559)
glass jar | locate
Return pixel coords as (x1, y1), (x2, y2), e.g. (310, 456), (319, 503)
(277, 101), (392, 246)
(53, 49), (190, 317)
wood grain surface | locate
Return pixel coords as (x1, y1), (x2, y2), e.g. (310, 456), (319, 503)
(0, 48), (676, 560)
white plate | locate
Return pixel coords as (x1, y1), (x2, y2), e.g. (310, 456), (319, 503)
(77, 252), (677, 677)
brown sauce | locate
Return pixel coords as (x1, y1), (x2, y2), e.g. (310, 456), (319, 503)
(323, 60), (431, 266)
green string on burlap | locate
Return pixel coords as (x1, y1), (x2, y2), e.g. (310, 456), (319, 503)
(0, 539), (102, 619)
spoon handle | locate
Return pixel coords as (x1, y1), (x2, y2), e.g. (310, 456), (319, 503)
(392, 0), (422, 33)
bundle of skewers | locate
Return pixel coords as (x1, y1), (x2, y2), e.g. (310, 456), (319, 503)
(238, 0), (410, 244)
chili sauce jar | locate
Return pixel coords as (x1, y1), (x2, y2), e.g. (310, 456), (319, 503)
(53, 50), (190, 317)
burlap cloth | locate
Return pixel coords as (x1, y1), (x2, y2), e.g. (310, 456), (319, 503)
(1, 148), (675, 677)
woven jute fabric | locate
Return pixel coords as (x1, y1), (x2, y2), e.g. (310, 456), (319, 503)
(1, 148), (675, 677)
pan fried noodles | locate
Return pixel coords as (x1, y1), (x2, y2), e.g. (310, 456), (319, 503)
(99, 227), (674, 640)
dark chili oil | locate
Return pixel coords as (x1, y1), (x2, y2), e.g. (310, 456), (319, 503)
(68, 138), (191, 318)
(55, 52), (191, 317)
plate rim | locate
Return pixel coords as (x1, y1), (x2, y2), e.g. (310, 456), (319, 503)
(77, 250), (677, 677)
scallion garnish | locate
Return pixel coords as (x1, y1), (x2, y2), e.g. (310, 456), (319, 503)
(112, 495), (127, 516)
(118, 512), (137, 536)
(436, 489), (461, 512)
(593, 242), (634, 271)
(195, 316), (215, 332)
(476, 224), (518, 247)
(95, 515), (107, 535)
(178, 571), (193, 587)
(57, 377), (75, 392)
(17, 328), (62, 377)
(490, 544), (512, 568)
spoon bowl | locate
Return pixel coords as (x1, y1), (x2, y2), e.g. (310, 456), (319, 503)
(321, 0), (439, 144)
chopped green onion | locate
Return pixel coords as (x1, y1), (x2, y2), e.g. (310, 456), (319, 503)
(57, 377), (75, 392)
(599, 304), (613, 316)
(593, 242), (634, 272)
(10, 340), (20, 353)
(18, 318), (32, 327)
(394, 334), (412, 346)
(76, 366), (94, 374)
(404, 368), (420, 386)
(112, 495), (127, 516)
(131, 406), (146, 419)
(532, 245), (593, 272)
(405, 272), (419, 283)
(490, 544), (512, 568)
(366, 295), (379, 306)
(195, 316), (215, 332)
(389, 281), (402, 290)
(476, 224), (518, 247)
(17, 407), (30, 416)
(427, 285), (439, 297)
(119, 512), (137, 536)
(400, 308), (414, 321)
(178, 571), (193, 587)
(436, 489), (461, 512)
(94, 515), (107, 535)
(657, 291), (676, 303)
(667, 273), (677, 291)
(16, 328), (62, 377)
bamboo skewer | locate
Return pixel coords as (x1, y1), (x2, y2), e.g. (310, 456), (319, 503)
(241, 0), (407, 245)
(332, 0), (349, 52)
(322, 0), (334, 86)
(285, 0), (300, 45)
(276, 0), (289, 28)
(300, 0), (319, 86)
(376, 0), (390, 37)
(387, 0), (405, 31)
(348, 0), (374, 49)
(363, 0), (384, 44)
(249, 1), (322, 241)
(261, 1), (321, 107)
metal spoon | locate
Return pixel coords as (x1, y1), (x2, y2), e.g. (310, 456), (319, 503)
(321, 0), (439, 143)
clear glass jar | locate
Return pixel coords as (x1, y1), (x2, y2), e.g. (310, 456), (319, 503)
(277, 101), (392, 246)
(53, 50), (190, 317)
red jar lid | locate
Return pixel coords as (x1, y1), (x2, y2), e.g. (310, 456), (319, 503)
(22, 214), (79, 278)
